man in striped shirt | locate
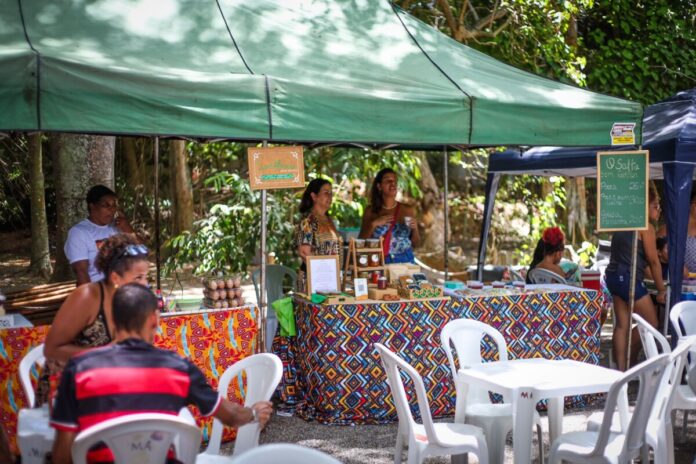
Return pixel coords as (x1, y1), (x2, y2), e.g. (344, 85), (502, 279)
(50, 283), (273, 464)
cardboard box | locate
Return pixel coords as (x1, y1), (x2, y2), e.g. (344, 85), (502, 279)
(368, 287), (399, 300)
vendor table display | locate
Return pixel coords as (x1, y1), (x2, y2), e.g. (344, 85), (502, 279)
(0, 307), (257, 454)
(274, 287), (602, 424)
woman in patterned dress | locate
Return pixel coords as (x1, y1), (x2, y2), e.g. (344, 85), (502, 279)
(36, 234), (150, 405)
(296, 179), (341, 293)
(359, 168), (419, 264)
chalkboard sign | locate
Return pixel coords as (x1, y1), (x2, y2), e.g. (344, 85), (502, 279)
(597, 150), (649, 231)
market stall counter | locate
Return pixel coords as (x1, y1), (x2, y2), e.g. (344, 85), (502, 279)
(0, 306), (258, 454)
(274, 284), (603, 424)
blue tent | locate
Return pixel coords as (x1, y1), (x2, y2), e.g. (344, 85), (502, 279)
(477, 89), (696, 308)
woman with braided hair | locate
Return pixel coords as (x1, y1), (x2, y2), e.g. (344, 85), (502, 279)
(36, 234), (149, 405)
(525, 227), (567, 284)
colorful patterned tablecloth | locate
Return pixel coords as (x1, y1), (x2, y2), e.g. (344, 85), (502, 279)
(0, 307), (257, 455)
(275, 290), (602, 424)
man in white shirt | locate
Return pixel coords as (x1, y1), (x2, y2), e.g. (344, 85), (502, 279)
(64, 185), (134, 285)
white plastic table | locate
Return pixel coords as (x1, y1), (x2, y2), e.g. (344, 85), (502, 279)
(456, 358), (625, 464)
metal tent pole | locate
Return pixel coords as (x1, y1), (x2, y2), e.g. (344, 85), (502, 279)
(259, 141), (268, 353)
(443, 146), (449, 281)
(154, 137), (161, 291)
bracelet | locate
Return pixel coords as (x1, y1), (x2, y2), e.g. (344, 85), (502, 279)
(250, 407), (258, 423)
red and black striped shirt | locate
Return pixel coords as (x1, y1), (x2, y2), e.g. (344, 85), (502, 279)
(50, 338), (221, 433)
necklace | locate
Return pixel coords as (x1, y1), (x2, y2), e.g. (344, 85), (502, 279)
(382, 203), (397, 210)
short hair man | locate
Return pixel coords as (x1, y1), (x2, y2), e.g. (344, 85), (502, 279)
(50, 283), (273, 464)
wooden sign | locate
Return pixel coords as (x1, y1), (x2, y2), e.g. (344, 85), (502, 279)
(597, 150), (649, 231)
(247, 146), (304, 190)
(306, 255), (340, 294)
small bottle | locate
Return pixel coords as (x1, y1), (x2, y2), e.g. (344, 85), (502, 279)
(155, 289), (166, 312)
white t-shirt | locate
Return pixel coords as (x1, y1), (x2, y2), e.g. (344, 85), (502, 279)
(64, 219), (120, 282)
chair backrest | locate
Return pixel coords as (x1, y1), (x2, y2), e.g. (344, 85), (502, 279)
(375, 343), (444, 448)
(651, 340), (694, 429)
(670, 301), (696, 339)
(633, 313), (670, 358)
(440, 319), (507, 405)
(592, 354), (670, 459)
(232, 443), (342, 464)
(527, 267), (567, 285)
(19, 344), (45, 409)
(71, 413), (201, 464)
(252, 265), (297, 307)
(203, 353), (283, 457)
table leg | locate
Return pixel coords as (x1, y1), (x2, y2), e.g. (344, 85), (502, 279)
(454, 376), (469, 424)
(547, 396), (564, 447)
(512, 388), (536, 464)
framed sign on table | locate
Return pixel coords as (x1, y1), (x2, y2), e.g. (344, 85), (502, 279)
(306, 255), (340, 294)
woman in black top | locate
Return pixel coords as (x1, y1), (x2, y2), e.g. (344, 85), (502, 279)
(605, 186), (666, 371)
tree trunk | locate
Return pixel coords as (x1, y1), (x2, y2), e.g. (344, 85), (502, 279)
(28, 133), (52, 280)
(170, 140), (194, 235)
(566, 177), (588, 245)
(86, 136), (116, 188)
(50, 134), (93, 281)
(417, 152), (449, 253)
(122, 137), (144, 189)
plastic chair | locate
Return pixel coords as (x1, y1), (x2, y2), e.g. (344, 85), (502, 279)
(17, 344), (52, 464)
(19, 343), (44, 408)
(252, 265), (297, 351)
(231, 443), (342, 464)
(587, 315), (693, 464)
(441, 319), (544, 464)
(198, 353), (282, 461)
(72, 413), (201, 464)
(527, 267), (567, 285)
(374, 343), (489, 464)
(669, 301), (696, 439)
(549, 354), (670, 464)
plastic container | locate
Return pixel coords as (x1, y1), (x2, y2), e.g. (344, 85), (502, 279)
(580, 270), (601, 291)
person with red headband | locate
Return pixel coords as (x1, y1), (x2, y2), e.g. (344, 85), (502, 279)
(526, 227), (566, 284)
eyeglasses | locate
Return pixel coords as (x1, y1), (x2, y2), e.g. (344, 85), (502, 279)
(114, 244), (148, 262)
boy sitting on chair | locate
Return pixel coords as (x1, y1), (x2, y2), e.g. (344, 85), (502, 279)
(50, 283), (273, 464)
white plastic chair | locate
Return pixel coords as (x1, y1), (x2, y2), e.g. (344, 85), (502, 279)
(441, 319), (544, 464)
(587, 314), (693, 464)
(374, 343), (489, 464)
(19, 343), (44, 408)
(527, 268), (567, 285)
(197, 353), (282, 461)
(669, 301), (696, 439)
(72, 413), (201, 464)
(549, 354), (670, 464)
(17, 344), (53, 464)
(231, 443), (342, 464)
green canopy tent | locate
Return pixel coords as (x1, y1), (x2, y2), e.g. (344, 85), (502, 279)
(1, 0), (643, 349)
(1, 0), (641, 146)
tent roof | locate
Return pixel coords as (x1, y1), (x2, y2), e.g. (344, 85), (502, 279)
(1, 0), (642, 147)
(488, 89), (696, 178)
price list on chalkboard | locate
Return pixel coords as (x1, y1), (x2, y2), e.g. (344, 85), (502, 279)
(597, 150), (649, 231)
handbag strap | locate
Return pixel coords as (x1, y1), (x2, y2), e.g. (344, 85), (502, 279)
(382, 204), (400, 256)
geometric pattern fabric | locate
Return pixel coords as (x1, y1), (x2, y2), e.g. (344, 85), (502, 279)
(275, 289), (603, 424)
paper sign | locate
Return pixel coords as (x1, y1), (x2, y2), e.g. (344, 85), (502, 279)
(247, 146), (304, 190)
(354, 278), (368, 300)
(610, 123), (636, 146)
(597, 150), (649, 231)
(306, 255), (340, 294)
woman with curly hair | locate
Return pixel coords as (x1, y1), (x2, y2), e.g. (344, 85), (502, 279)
(526, 227), (567, 284)
(36, 234), (149, 405)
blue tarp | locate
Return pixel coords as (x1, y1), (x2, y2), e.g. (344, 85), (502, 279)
(478, 89), (696, 310)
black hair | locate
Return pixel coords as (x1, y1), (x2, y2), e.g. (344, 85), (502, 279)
(526, 229), (565, 283)
(95, 234), (148, 282)
(299, 178), (332, 214)
(112, 283), (158, 333)
(369, 168), (397, 214)
(656, 236), (668, 251)
(86, 185), (117, 205)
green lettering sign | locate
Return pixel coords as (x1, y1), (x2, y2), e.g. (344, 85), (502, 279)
(597, 150), (649, 231)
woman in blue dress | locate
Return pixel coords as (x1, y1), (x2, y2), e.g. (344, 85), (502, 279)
(359, 168), (420, 263)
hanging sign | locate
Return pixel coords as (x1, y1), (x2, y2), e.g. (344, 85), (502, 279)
(610, 123), (636, 146)
(596, 150), (649, 231)
(248, 146), (304, 190)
